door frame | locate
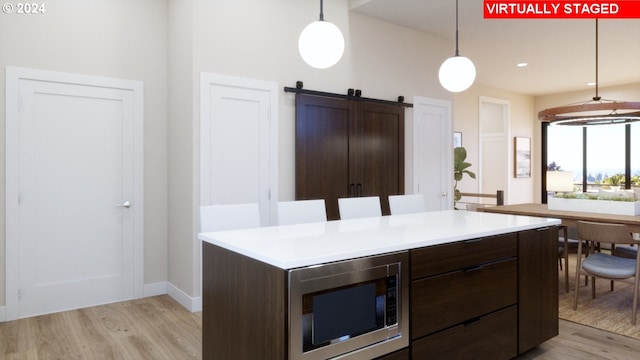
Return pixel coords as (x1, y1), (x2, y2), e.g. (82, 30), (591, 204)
(5, 66), (144, 321)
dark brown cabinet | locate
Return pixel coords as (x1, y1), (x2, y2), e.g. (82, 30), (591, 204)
(409, 228), (558, 359)
(410, 233), (519, 360)
(295, 94), (404, 220)
(202, 226), (558, 360)
(202, 243), (287, 360)
(518, 227), (559, 353)
(373, 348), (410, 360)
(412, 306), (518, 360)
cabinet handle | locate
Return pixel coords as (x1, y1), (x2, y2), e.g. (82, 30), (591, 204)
(357, 183), (363, 197)
(350, 183), (355, 197)
(463, 238), (483, 244)
(464, 265), (484, 273)
(463, 317), (482, 327)
(536, 227), (551, 231)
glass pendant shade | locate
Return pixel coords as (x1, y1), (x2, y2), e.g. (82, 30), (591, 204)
(438, 55), (476, 93)
(298, 20), (345, 69)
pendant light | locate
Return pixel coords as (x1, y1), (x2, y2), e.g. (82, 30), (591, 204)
(539, 19), (640, 125)
(439, 0), (476, 92)
(298, 0), (345, 69)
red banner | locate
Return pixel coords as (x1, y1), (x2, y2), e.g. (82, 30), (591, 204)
(484, 1), (640, 18)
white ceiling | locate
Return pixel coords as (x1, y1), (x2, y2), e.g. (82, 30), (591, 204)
(349, 0), (640, 96)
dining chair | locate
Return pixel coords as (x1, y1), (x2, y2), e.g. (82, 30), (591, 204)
(388, 194), (426, 215)
(573, 220), (640, 324)
(338, 196), (382, 220)
(277, 199), (327, 225)
(558, 225), (569, 292)
(199, 203), (261, 232)
(612, 244), (638, 259)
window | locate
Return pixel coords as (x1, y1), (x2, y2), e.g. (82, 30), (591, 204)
(586, 124), (625, 191)
(543, 122), (635, 200)
(546, 125), (583, 191)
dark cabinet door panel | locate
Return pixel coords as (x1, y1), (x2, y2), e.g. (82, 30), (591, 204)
(518, 227), (559, 353)
(357, 102), (404, 215)
(373, 348), (409, 360)
(411, 233), (517, 279)
(295, 95), (353, 220)
(411, 258), (517, 339)
(412, 306), (518, 360)
(295, 94), (404, 219)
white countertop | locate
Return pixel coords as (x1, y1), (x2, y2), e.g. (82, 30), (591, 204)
(199, 210), (561, 270)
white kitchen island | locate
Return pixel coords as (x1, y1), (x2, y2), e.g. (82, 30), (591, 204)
(200, 210), (561, 360)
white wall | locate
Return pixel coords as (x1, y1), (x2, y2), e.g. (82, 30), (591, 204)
(166, 0), (455, 300)
(453, 84), (537, 205)
(167, 0), (197, 306)
(0, 0), (169, 307)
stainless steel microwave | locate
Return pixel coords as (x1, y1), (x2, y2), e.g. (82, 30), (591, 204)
(288, 251), (409, 360)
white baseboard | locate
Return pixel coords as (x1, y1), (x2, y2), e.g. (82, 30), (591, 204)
(167, 282), (202, 313)
(0, 283), (200, 323)
(144, 281), (168, 297)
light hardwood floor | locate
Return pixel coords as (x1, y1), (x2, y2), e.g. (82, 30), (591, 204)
(1, 295), (639, 359)
(0, 295), (201, 360)
(517, 320), (640, 360)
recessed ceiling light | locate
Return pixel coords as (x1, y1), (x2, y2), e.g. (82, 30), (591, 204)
(587, 82), (596, 86)
(517, 62), (528, 67)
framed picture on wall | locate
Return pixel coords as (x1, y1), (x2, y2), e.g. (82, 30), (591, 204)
(514, 137), (531, 178)
(453, 132), (462, 148)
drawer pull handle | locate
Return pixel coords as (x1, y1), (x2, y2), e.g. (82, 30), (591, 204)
(463, 238), (483, 244)
(464, 265), (484, 273)
(463, 317), (482, 327)
(536, 227), (550, 231)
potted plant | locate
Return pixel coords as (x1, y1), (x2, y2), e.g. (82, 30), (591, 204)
(549, 193), (640, 215)
(604, 174), (624, 191)
(454, 147), (476, 207)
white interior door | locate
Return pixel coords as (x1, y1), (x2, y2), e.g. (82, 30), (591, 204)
(200, 73), (278, 226)
(413, 96), (453, 211)
(5, 67), (144, 320)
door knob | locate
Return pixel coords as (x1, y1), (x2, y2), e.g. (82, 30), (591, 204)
(116, 201), (131, 208)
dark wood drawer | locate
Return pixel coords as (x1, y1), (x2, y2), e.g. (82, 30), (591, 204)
(412, 306), (518, 360)
(411, 233), (517, 279)
(411, 258), (517, 338)
(373, 348), (409, 360)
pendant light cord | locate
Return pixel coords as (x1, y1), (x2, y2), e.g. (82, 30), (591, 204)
(455, 0), (460, 56)
(319, 0), (324, 21)
(593, 19), (601, 101)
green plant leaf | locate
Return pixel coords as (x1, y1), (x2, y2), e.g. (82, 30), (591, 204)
(454, 189), (461, 201)
(453, 147), (475, 180)
(463, 170), (476, 179)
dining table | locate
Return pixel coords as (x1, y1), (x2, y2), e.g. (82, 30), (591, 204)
(479, 203), (640, 292)
(478, 203), (640, 233)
